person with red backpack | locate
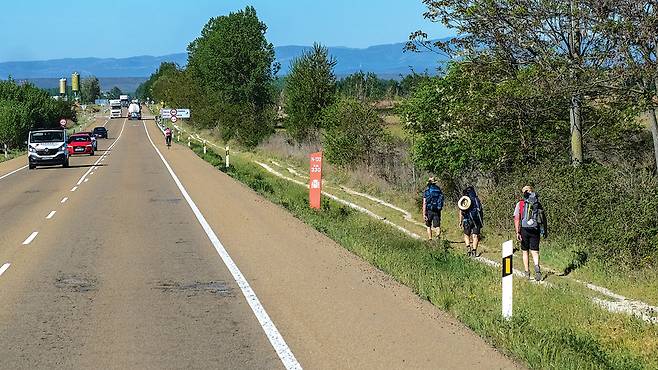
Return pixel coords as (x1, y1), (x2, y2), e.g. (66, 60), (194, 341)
(458, 186), (484, 257)
(514, 185), (548, 281)
(422, 177), (444, 241)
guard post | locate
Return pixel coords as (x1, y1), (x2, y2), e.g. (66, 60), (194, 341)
(502, 240), (513, 320)
(225, 146), (230, 168)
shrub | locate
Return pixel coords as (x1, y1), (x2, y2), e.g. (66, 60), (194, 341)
(322, 97), (387, 168)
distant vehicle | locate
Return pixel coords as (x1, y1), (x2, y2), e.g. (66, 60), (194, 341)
(27, 129), (69, 169)
(78, 131), (98, 150)
(67, 133), (95, 156)
(93, 126), (108, 139)
(110, 99), (122, 118)
(128, 102), (141, 120)
(120, 94), (130, 107)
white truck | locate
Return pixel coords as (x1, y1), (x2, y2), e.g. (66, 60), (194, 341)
(120, 94), (130, 108)
(128, 102), (141, 120)
(110, 99), (122, 118)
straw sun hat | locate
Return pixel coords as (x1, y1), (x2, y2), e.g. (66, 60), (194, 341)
(457, 196), (472, 211)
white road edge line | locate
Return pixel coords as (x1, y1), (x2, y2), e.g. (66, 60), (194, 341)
(0, 165), (28, 182)
(22, 232), (38, 245)
(0, 263), (10, 277)
(71, 186), (78, 192)
(75, 119), (127, 186)
(142, 121), (302, 370)
(61, 197), (68, 204)
(46, 211), (56, 219)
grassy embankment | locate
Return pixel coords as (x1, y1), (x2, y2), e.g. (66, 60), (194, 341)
(183, 137), (658, 370)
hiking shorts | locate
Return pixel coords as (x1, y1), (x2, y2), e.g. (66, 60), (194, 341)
(520, 228), (541, 251)
(425, 210), (441, 228)
(463, 220), (482, 236)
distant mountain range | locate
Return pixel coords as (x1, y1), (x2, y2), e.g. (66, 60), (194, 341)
(0, 41), (448, 90)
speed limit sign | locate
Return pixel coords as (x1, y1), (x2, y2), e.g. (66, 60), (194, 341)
(171, 116), (178, 123)
(59, 119), (67, 128)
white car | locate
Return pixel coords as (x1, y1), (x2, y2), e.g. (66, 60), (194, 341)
(27, 129), (70, 169)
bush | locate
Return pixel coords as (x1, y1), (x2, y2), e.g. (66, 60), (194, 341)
(484, 162), (658, 267)
(322, 97), (387, 167)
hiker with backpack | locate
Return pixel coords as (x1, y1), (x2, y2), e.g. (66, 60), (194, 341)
(422, 177), (444, 241)
(514, 185), (548, 281)
(458, 186), (484, 257)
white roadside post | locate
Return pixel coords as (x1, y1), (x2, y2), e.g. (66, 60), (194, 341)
(502, 240), (514, 320)
(3, 144), (7, 159)
(225, 146), (230, 168)
(187, 136), (191, 148)
(203, 140), (207, 154)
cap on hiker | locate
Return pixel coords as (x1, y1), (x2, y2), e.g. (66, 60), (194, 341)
(428, 177), (437, 184)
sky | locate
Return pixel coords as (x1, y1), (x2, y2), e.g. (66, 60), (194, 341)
(0, 0), (451, 62)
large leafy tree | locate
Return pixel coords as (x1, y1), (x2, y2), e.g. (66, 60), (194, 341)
(399, 61), (570, 179)
(284, 43), (337, 142)
(80, 76), (100, 103)
(136, 62), (179, 101)
(592, 1), (658, 170)
(186, 6), (278, 145)
(409, 0), (614, 166)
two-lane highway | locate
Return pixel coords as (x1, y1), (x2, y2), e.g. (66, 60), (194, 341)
(0, 117), (282, 369)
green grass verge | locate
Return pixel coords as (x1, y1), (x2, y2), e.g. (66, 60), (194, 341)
(0, 149), (25, 164)
(188, 141), (658, 370)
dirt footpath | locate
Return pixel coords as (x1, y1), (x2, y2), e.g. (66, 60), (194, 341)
(146, 121), (522, 369)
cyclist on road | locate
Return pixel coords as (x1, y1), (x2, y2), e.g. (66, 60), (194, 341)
(165, 127), (172, 146)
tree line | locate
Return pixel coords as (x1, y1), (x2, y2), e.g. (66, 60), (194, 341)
(0, 79), (75, 148)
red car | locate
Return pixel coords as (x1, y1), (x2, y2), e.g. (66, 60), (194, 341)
(67, 133), (95, 156)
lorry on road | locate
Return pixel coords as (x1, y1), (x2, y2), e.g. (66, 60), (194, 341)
(128, 102), (141, 120)
(110, 99), (122, 118)
(27, 128), (69, 169)
(120, 94), (130, 107)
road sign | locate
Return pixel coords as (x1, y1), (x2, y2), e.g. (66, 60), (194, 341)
(171, 116), (178, 123)
(309, 152), (323, 209)
(170, 109), (177, 117)
(59, 119), (67, 128)
(160, 108), (190, 119)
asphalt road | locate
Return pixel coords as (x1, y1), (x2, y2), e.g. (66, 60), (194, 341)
(0, 116), (521, 369)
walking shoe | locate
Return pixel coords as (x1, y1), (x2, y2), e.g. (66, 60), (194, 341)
(524, 271), (530, 280)
(534, 266), (542, 282)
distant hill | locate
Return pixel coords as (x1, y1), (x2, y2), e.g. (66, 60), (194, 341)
(0, 41), (448, 84)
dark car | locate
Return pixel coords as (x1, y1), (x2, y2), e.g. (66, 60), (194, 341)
(93, 126), (108, 139)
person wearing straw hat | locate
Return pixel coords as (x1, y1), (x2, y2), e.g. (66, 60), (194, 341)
(458, 186), (484, 257)
(422, 177), (444, 241)
(514, 185), (548, 281)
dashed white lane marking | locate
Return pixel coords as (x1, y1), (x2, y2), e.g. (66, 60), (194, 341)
(61, 197), (68, 204)
(75, 119), (126, 186)
(0, 263), (10, 277)
(22, 232), (38, 245)
(0, 165), (28, 181)
(143, 121), (302, 370)
(71, 186), (78, 192)
(46, 211), (56, 219)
